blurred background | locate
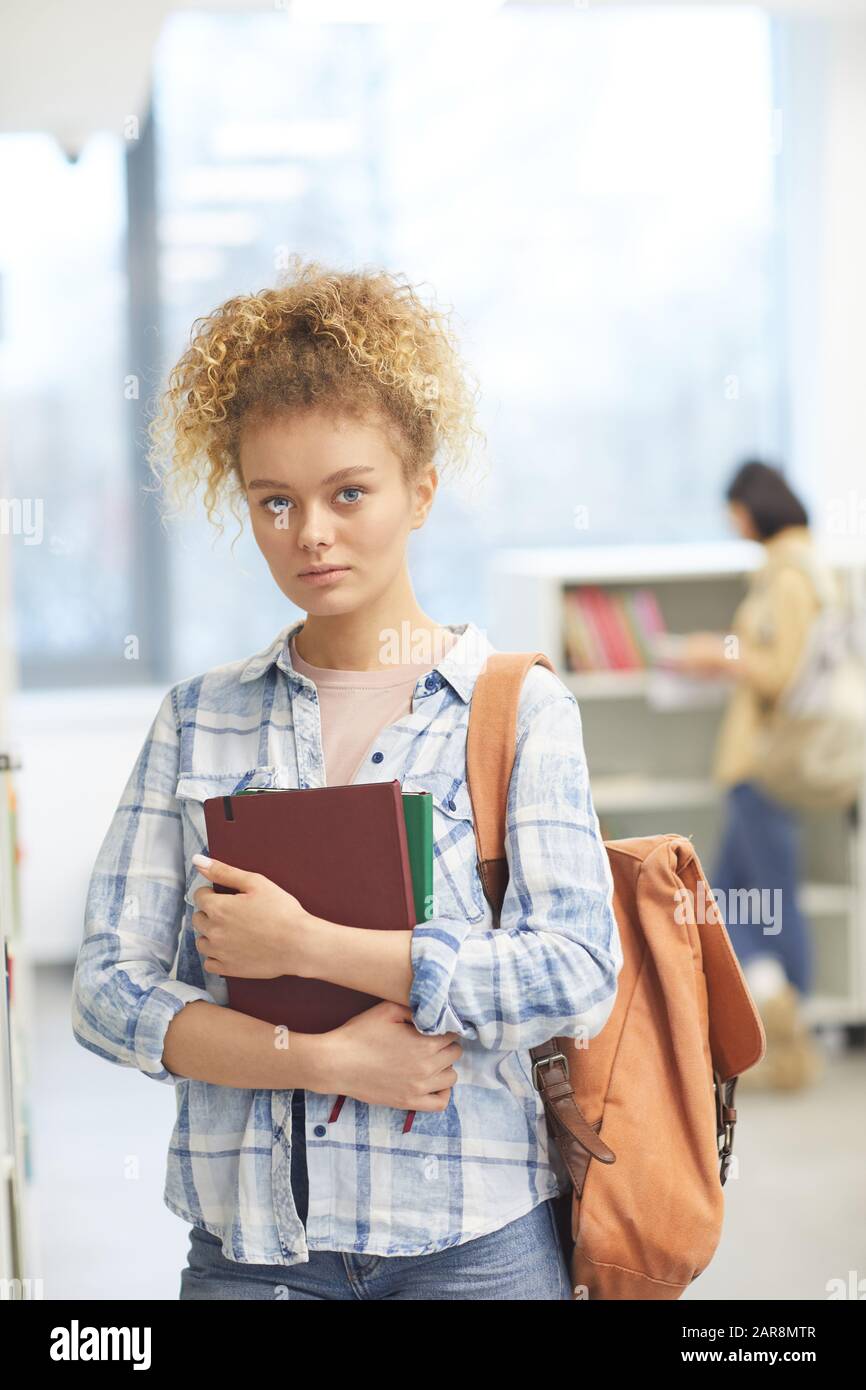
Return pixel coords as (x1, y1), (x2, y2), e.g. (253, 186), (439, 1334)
(0, 0), (864, 1301)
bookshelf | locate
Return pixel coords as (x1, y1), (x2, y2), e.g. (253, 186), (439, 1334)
(0, 369), (33, 1294)
(0, 751), (30, 1293)
(488, 542), (866, 1032)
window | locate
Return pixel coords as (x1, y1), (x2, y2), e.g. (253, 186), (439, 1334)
(1, 134), (138, 686)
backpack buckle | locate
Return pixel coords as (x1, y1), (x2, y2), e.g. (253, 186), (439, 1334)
(532, 1051), (568, 1091)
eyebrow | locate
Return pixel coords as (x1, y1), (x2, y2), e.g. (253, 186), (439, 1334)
(247, 466), (378, 491)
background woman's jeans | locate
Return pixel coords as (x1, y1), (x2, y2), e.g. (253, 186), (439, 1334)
(180, 1091), (572, 1300)
(712, 780), (812, 996)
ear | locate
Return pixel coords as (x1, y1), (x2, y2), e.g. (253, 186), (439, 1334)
(410, 465), (438, 530)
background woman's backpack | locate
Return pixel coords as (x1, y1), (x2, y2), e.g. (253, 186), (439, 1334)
(749, 548), (866, 811)
(466, 651), (766, 1300)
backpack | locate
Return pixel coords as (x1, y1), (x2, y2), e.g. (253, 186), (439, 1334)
(466, 650), (767, 1300)
(749, 549), (866, 811)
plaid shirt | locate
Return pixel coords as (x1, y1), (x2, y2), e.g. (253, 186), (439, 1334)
(72, 619), (622, 1265)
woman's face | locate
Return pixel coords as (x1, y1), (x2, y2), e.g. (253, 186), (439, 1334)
(239, 408), (436, 615)
(728, 500), (759, 541)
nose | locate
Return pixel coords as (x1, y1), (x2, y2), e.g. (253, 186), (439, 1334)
(294, 502), (335, 551)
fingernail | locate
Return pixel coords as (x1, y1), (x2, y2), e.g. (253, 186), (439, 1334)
(192, 854), (212, 869)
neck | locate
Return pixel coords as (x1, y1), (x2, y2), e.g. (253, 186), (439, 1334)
(293, 573), (447, 672)
(764, 524), (810, 548)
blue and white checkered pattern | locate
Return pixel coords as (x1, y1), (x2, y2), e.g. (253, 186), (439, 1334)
(72, 619), (622, 1265)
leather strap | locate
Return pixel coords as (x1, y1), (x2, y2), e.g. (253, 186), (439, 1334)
(715, 1070), (738, 1187)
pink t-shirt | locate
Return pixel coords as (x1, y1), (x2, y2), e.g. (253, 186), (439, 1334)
(289, 629), (458, 787)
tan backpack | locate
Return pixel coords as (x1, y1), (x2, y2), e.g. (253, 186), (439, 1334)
(466, 651), (767, 1300)
(750, 547), (866, 810)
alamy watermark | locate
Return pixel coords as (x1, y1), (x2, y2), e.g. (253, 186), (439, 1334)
(0, 497), (43, 545)
(675, 881), (782, 935)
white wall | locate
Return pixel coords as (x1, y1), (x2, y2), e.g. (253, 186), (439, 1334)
(8, 687), (167, 963)
(809, 16), (866, 561)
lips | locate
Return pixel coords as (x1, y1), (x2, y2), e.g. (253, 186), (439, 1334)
(296, 565), (352, 587)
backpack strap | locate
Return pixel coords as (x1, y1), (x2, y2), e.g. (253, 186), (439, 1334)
(465, 649), (617, 1181)
(764, 543), (837, 608)
(465, 650), (557, 922)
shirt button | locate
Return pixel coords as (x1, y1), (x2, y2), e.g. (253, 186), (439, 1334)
(313, 1124), (326, 1137)
(424, 674), (438, 691)
(371, 751), (384, 763)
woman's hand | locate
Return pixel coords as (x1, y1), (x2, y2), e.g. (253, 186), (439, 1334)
(190, 854), (311, 979)
(672, 631), (737, 677)
(324, 1000), (463, 1112)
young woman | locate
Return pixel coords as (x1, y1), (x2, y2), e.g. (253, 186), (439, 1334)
(675, 459), (827, 1091)
(71, 258), (621, 1300)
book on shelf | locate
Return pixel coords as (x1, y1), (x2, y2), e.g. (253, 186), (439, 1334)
(563, 584), (669, 673)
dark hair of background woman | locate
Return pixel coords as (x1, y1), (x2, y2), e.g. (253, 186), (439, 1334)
(726, 459), (809, 539)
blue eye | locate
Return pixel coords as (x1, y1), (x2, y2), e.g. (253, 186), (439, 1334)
(337, 487), (365, 504)
(262, 496), (291, 515)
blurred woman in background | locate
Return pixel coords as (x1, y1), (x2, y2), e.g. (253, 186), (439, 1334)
(674, 460), (829, 1092)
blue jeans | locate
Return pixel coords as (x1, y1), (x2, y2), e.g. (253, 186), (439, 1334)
(711, 780), (812, 996)
(179, 1092), (572, 1300)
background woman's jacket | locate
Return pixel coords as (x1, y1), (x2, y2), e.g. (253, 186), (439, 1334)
(712, 525), (835, 788)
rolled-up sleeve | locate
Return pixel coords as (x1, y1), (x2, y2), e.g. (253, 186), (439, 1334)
(408, 687), (622, 1050)
(71, 685), (215, 1084)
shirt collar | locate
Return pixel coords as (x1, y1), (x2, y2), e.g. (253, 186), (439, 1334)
(238, 618), (494, 703)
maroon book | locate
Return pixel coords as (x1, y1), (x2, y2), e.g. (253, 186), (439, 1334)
(203, 779), (420, 1132)
(202, 779), (417, 1032)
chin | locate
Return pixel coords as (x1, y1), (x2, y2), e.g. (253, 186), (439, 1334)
(286, 587), (360, 614)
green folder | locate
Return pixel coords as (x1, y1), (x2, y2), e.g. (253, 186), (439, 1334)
(236, 785), (434, 928)
(400, 791), (434, 926)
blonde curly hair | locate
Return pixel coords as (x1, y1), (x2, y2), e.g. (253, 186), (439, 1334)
(146, 255), (487, 541)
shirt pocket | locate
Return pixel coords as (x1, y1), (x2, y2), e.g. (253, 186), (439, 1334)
(174, 766), (286, 905)
(400, 769), (486, 924)
(173, 766), (288, 1003)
